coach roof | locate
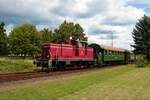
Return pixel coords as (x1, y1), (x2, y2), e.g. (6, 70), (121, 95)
(100, 45), (126, 52)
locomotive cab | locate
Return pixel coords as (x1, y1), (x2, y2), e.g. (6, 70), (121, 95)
(33, 44), (51, 68)
(67, 38), (88, 56)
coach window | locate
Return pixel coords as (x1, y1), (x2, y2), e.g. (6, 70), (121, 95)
(105, 50), (107, 55)
(112, 51), (114, 55)
(107, 50), (109, 55)
(120, 52), (122, 55)
(109, 51), (111, 55)
(109, 50), (111, 55)
(108, 50), (110, 55)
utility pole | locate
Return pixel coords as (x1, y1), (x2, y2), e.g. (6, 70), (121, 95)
(111, 32), (113, 47)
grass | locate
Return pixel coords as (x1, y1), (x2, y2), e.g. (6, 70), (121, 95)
(0, 57), (36, 73)
(62, 66), (150, 100)
(0, 65), (135, 100)
(0, 65), (150, 100)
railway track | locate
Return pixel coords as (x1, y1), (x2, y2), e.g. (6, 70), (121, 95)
(0, 64), (123, 83)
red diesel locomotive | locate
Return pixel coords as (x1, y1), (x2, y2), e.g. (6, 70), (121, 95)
(34, 38), (94, 70)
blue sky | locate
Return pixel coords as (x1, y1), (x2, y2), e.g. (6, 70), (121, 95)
(0, 0), (149, 49)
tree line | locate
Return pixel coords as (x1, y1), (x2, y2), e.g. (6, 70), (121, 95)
(1, 15), (150, 61)
(0, 20), (87, 57)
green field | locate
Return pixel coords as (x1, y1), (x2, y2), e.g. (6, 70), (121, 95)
(0, 65), (150, 100)
(0, 57), (36, 73)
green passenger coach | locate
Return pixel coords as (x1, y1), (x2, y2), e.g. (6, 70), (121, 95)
(100, 45), (125, 62)
(89, 44), (129, 65)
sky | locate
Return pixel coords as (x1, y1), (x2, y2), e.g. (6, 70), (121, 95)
(0, 0), (150, 50)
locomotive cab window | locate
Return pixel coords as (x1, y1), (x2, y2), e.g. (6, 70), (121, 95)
(78, 42), (83, 48)
(71, 39), (76, 45)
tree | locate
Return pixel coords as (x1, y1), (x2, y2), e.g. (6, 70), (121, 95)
(9, 23), (41, 57)
(40, 28), (53, 43)
(132, 15), (150, 61)
(53, 20), (87, 43)
(0, 22), (8, 55)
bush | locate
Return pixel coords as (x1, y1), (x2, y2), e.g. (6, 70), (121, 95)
(135, 58), (149, 68)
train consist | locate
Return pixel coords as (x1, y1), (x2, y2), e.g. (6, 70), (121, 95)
(34, 38), (130, 70)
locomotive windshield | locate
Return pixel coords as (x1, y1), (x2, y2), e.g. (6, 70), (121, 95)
(41, 47), (50, 59)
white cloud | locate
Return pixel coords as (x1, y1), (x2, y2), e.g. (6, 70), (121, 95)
(0, 0), (147, 49)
